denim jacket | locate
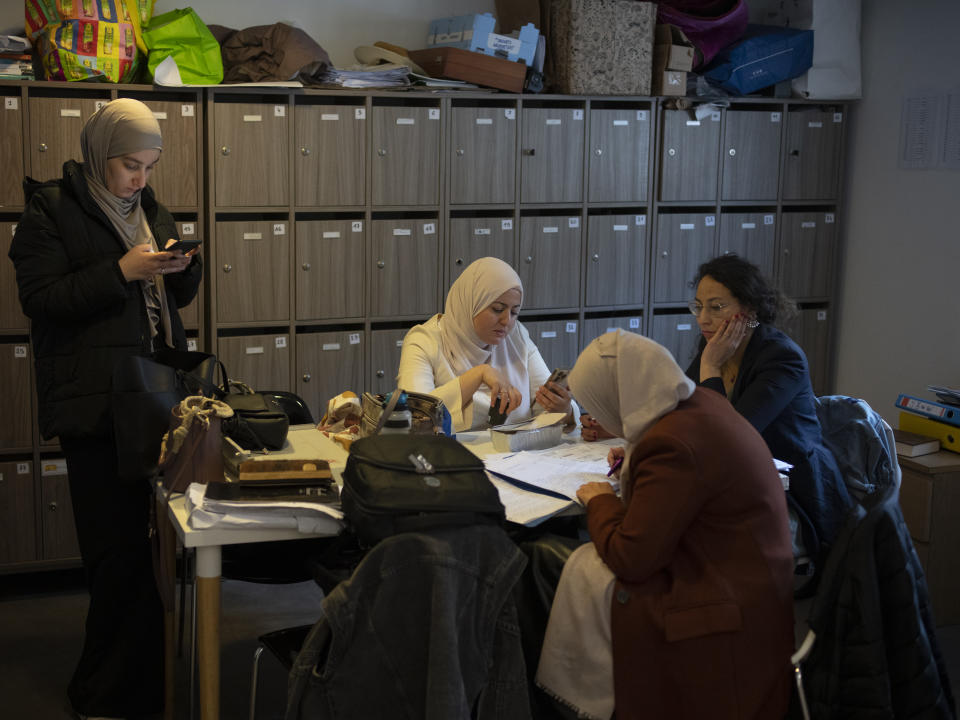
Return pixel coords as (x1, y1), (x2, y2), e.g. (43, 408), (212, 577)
(286, 525), (530, 720)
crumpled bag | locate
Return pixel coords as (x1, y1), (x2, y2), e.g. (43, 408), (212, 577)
(143, 7), (223, 84)
(211, 22), (331, 82)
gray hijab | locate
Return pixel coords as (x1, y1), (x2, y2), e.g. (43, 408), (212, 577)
(81, 98), (172, 348)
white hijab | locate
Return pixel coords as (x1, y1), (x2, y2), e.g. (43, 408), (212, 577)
(568, 330), (695, 497)
(438, 257), (533, 408)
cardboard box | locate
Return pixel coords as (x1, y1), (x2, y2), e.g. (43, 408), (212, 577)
(654, 24), (695, 71)
(654, 69), (687, 96)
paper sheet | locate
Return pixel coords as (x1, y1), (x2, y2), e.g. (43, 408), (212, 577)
(484, 442), (617, 500)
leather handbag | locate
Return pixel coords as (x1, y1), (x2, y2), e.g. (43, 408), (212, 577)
(112, 348), (222, 481)
(157, 396), (233, 495)
(221, 381), (290, 451)
(359, 389), (450, 437)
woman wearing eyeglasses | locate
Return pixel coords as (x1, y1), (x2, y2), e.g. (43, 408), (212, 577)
(685, 254), (851, 567)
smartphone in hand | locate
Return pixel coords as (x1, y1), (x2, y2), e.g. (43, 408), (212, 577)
(546, 368), (569, 389)
(488, 399), (509, 427)
(164, 239), (201, 253)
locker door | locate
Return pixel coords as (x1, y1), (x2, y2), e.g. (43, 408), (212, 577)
(653, 213), (717, 304)
(1, 221), (28, 331)
(295, 103), (366, 207)
(520, 107), (585, 203)
(296, 219), (364, 321)
(782, 108), (843, 200)
(372, 105), (440, 206)
(214, 101), (289, 207)
(780, 307), (831, 396)
(0, 93), (25, 208)
(448, 217), (515, 284)
(581, 316), (642, 351)
(174, 220), (201, 330)
(215, 220), (290, 324)
(721, 108), (781, 201)
(522, 319), (580, 371)
(450, 105), (516, 204)
(140, 98), (199, 208)
(29, 97), (105, 182)
(0, 343), (33, 450)
(217, 333), (290, 391)
(718, 212), (776, 279)
(297, 330), (364, 421)
(40, 460), (80, 561)
(588, 108), (650, 202)
(370, 219), (439, 318)
(0, 460), (36, 565)
(659, 109), (721, 202)
(518, 216), (582, 310)
(778, 211), (836, 301)
(585, 214), (647, 307)
(370, 328), (409, 396)
(649, 313), (700, 369)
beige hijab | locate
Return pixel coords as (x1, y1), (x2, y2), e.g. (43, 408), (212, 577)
(568, 330), (696, 498)
(81, 98), (172, 348)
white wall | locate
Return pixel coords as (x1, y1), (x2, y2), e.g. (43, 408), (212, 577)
(834, 0), (960, 424)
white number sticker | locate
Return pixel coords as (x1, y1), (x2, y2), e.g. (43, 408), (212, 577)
(355, 108), (366, 120)
(14, 345), (27, 358)
(423, 223), (436, 235)
(273, 223), (285, 235)
(764, 214), (774, 225)
(429, 108), (440, 120)
(636, 110), (648, 121)
(501, 219), (513, 230)
(817, 311), (827, 321)
(770, 112), (781, 122)
(275, 336), (287, 348)
(352, 221), (363, 232)
(505, 108), (515, 120)
(573, 109), (584, 120)
(629, 317), (640, 329)
(181, 104), (194, 117)
(17, 462), (30, 474)
(274, 105), (286, 117)
(568, 217), (579, 228)
(349, 333), (361, 345)
(636, 215), (646, 226)
(187, 339), (198, 351)
(181, 223), (195, 235)
(4, 98), (18, 110)
(825, 213), (835, 224)
(705, 216), (716, 227)
(565, 322), (577, 333)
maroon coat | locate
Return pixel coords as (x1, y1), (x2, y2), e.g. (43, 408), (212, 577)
(586, 388), (794, 720)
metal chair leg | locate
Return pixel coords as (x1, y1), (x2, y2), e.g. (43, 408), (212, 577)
(178, 546), (188, 657)
(249, 645), (265, 720)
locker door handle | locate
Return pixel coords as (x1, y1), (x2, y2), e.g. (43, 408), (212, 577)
(301, 263), (311, 270)
(221, 146), (231, 156)
(728, 148), (736, 156)
(377, 260), (385, 269)
(376, 370), (385, 378)
(300, 147), (311, 156)
(522, 148), (536, 156)
(667, 148), (677, 157)
(455, 258), (464, 266)
(377, 149), (387, 157)
(525, 256), (533, 263)
(48, 501), (58, 511)
(302, 373), (312, 383)
(783, 249), (791, 256)
(661, 250), (669, 258)
(594, 148), (602, 156)
(456, 148), (465, 157)
(790, 149), (800, 157)
(592, 253), (600, 262)
(222, 264), (233, 273)
(38, 143), (48, 152)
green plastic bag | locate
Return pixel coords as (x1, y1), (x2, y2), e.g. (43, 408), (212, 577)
(143, 7), (222, 84)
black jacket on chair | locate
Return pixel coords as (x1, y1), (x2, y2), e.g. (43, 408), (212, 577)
(9, 160), (201, 441)
(803, 484), (956, 719)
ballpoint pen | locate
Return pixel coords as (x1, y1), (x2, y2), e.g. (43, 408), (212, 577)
(606, 456), (623, 477)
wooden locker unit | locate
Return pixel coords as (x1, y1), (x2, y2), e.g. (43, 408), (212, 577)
(649, 313), (701, 370)
(659, 108), (721, 202)
(174, 219), (202, 330)
(449, 102), (517, 205)
(39, 458), (80, 561)
(581, 315), (642, 351)
(294, 100), (366, 207)
(782, 106), (843, 201)
(721, 106), (782, 201)
(0, 460), (36, 565)
(584, 213), (647, 308)
(370, 218), (440, 319)
(718, 211), (777, 279)
(518, 215), (582, 310)
(131, 96), (199, 209)
(448, 216), (515, 285)
(295, 218), (365, 321)
(213, 98), (290, 207)
(522, 318), (580, 371)
(588, 105), (651, 203)
(296, 329), (364, 421)
(778, 211), (836, 301)
(520, 104), (585, 203)
(0, 342), (33, 451)
(653, 212), (717, 304)
(217, 333), (290, 392)
(0, 91), (25, 209)
(28, 93), (108, 183)
(215, 219), (290, 324)
(369, 327), (410, 396)
(371, 102), (441, 206)
(778, 306), (831, 396)
(1, 220), (29, 332)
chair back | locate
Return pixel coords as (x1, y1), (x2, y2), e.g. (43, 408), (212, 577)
(259, 390), (315, 425)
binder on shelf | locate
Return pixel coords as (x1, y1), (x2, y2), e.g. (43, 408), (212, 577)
(895, 393), (960, 428)
(898, 412), (959, 454)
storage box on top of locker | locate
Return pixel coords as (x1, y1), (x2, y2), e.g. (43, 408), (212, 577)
(546, 0), (655, 95)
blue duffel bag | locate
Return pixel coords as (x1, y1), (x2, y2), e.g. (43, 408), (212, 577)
(702, 24), (813, 95)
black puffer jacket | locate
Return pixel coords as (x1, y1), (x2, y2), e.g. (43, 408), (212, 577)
(9, 160), (202, 441)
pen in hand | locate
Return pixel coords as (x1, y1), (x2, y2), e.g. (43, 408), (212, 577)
(606, 456), (623, 477)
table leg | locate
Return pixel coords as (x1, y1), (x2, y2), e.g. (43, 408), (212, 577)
(155, 494), (178, 720)
(196, 545), (222, 720)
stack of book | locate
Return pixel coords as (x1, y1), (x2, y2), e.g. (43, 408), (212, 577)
(0, 52), (33, 80)
(220, 438), (339, 504)
(895, 386), (960, 455)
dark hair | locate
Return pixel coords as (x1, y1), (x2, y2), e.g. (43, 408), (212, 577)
(691, 254), (796, 324)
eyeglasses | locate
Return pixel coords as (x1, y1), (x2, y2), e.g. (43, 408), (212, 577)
(687, 301), (731, 317)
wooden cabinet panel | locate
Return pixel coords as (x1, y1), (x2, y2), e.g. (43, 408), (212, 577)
(518, 216), (581, 310)
(140, 99), (198, 208)
(588, 108), (650, 202)
(0, 93), (25, 208)
(779, 307), (831, 395)
(448, 217), (515, 285)
(782, 108), (843, 200)
(722, 109), (781, 201)
(29, 96), (105, 183)
(0, 460), (36, 565)
(0, 342), (33, 450)
(522, 319), (580, 371)
(718, 212), (776, 279)
(370, 328), (409, 396)
(372, 105), (440, 206)
(370, 219), (439, 318)
(659, 109), (721, 202)
(295, 219), (364, 321)
(215, 220), (289, 323)
(450, 106), (516, 205)
(778, 211), (835, 300)
(585, 214), (647, 307)
(653, 213), (717, 304)
(174, 220), (201, 329)
(649, 313), (701, 369)
(1, 221), (29, 331)
(297, 330), (364, 421)
(520, 107), (584, 203)
(213, 101), (289, 207)
(295, 104), (365, 207)
(581, 316), (642, 351)
(217, 333), (290, 391)
(40, 460), (80, 561)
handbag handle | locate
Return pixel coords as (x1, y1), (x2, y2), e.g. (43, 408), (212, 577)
(372, 388), (404, 435)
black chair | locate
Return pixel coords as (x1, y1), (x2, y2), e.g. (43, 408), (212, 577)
(249, 624), (314, 720)
(260, 390), (316, 425)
